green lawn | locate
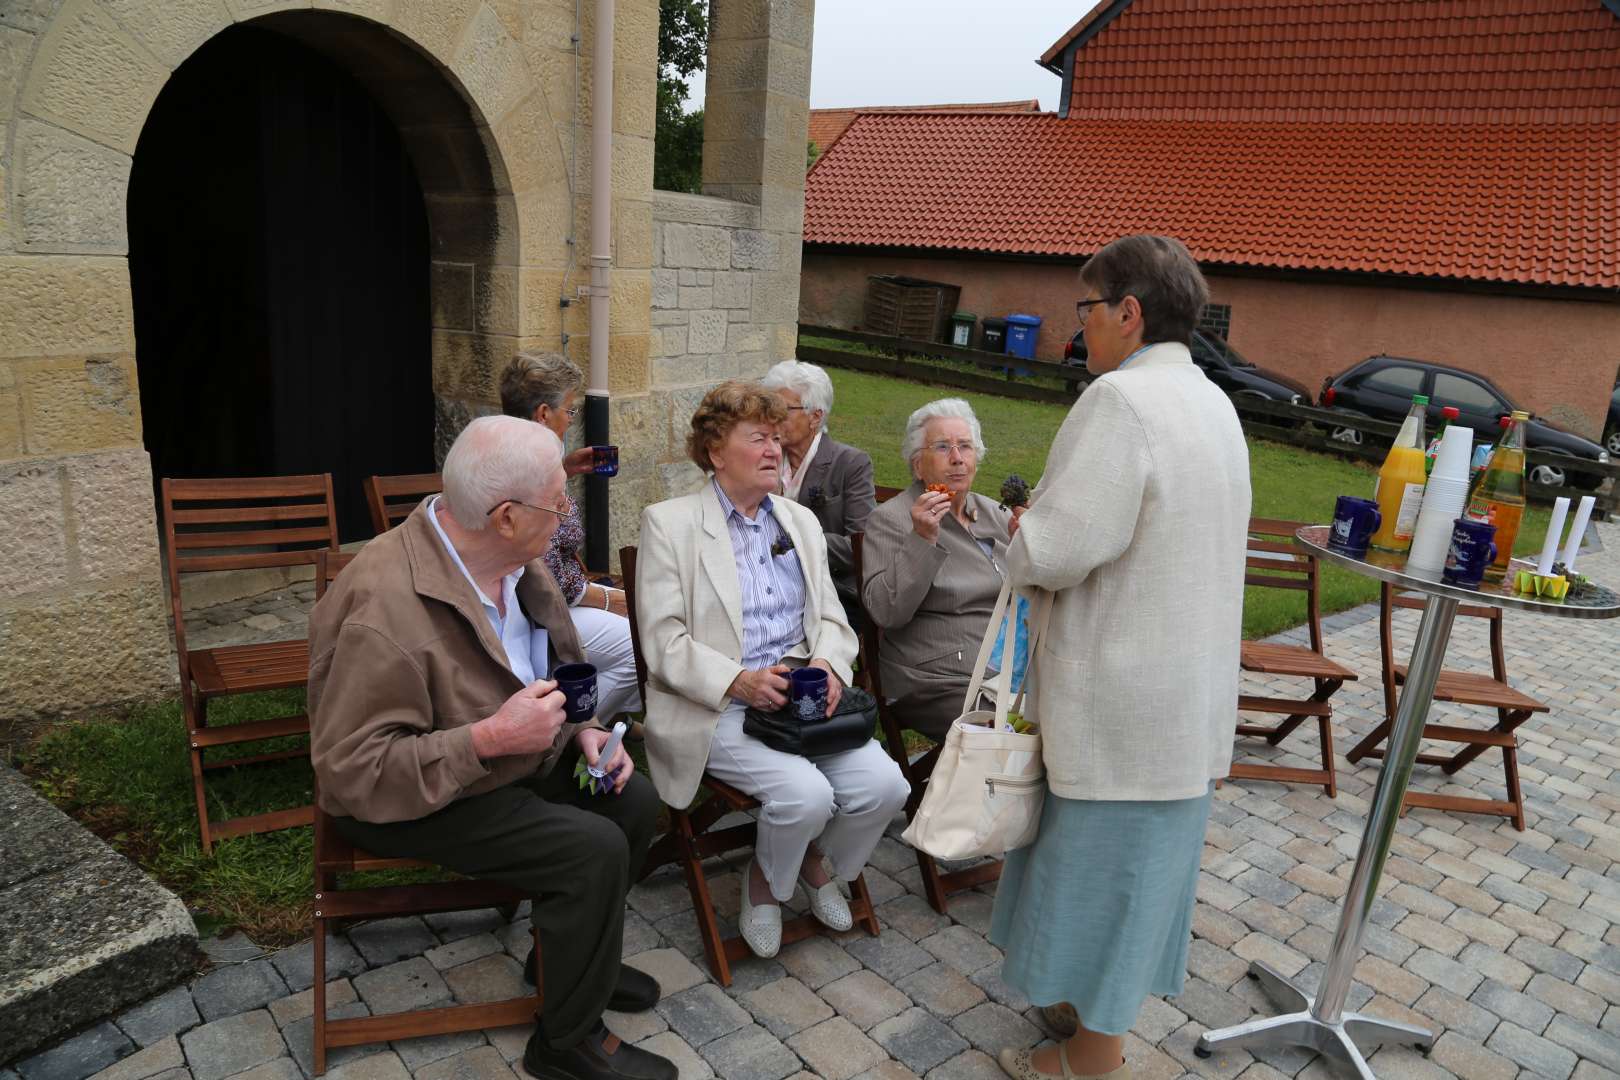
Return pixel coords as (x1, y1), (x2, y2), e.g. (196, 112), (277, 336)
(826, 366), (1552, 640)
(17, 365), (1552, 943)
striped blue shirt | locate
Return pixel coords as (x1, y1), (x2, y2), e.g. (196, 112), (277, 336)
(713, 479), (808, 669)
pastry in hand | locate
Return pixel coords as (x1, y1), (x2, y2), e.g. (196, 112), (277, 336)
(925, 483), (952, 497)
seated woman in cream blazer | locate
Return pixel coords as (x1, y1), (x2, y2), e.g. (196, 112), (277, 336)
(634, 380), (909, 961)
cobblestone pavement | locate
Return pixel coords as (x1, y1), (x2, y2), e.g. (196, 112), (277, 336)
(11, 525), (1620, 1080)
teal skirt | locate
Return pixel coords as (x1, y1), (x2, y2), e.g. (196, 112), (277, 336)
(989, 786), (1213, 1035)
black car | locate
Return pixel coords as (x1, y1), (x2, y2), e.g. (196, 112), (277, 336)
(1062, 328), (1310, 404)
(1606, 384), (1620, 457)
(1319, 355), (1611, 489)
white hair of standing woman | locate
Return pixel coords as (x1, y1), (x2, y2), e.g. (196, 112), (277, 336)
(441, 415), (563, 531)
(760, 359), (835, 419)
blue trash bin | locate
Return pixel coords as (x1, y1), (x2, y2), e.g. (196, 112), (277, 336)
(1004, 313), (1042, 375)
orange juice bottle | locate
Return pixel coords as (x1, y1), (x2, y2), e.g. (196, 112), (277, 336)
(1370, 395), (1429, 553)
(1464, 410), (1528, 582)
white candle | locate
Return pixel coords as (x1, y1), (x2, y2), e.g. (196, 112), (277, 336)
(1562, 495), (1596, 571)
(1537, 497), (1570, 576)
(589, 720), (628, 778)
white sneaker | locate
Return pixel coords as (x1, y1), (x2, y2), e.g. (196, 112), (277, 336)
(798, 873), (853, 932)
(738, 860), (783, 958)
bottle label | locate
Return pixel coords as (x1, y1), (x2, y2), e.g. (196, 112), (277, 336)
(1393, 483), (1425, 540)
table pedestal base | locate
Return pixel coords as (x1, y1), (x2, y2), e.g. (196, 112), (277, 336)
(1196, 962), (1433, 1078)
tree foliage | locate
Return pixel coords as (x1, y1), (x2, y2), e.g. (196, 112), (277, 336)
(654, 0), (707, 193)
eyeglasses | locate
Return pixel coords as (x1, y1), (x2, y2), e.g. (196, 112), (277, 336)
(561, 405), (581, 420)
(1075, 296), (1121, 321)
(783, 405), (807, 412)
(925, 440), (978, 457)
(486, 499), (569, 519)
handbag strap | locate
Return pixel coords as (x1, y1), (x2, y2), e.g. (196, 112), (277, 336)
(1008, 586), (1054, 719)
(961, 577), (1014, 721)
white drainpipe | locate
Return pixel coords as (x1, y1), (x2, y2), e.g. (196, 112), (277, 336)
(582, 0), (614, 567)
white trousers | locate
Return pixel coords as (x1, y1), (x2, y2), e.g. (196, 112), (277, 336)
(706, 701), (911, 902)
(566, 604), (643, 720)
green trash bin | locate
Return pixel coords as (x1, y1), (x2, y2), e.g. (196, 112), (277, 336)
(949, 311), (977, 348)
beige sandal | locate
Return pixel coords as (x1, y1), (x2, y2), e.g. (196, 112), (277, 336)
(997, 1047), (1130, 1080)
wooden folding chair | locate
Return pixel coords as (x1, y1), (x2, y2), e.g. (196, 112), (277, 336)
(1227, 517), (1357, 797)
(620, 545), (881, 987)
(160, 474), (340, 853)
(850, 531), (1002, 914)
(311, 793), (541, 1074)
(363, 472), (443, 535)
(1345, 583), (1546, 830)
(314, 549), (357, 601)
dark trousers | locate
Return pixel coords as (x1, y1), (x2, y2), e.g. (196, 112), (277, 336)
(334, 749), (659, 1049)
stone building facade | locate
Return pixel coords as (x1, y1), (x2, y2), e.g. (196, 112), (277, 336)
(0, 0), (814, 730)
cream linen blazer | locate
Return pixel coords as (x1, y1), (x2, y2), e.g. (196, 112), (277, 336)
(1008, 341), (1252, 801)
(635, 483), (859, 808)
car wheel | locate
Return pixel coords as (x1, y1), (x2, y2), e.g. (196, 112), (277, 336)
(1606, 425), (1620, 456)
(1529, 461), (1568, 488)
(1330, 424), (1364, 447)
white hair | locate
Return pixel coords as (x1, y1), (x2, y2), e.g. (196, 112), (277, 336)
(902, 398), (988, 467)
(760, 360), (834, 419)
(441, 415), (563, 530)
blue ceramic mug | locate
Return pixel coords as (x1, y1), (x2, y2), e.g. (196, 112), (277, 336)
(1330, 495), (1382, 556)
(789, 667), (829, 723)
(552, 662), (599, 724)
(592, 445), (620, 476)
(1442, 518), (1498, 588)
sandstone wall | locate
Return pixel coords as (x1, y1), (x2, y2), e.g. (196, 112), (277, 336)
(0, 0), (811, 723)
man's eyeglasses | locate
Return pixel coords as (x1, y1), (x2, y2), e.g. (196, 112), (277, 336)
(925, 440), (978, 457)
(486, 499), (569, 519)
(1075, 296), (1121, 321)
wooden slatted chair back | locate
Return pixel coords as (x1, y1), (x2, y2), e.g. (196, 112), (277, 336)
(619, 546), (651, 703)
(1243, 517), (1325, 651)
(874, 484), (902, 504)
(160, 474), (339, 685)
(363, 472), (442, 536)
(1380, 585), (1510, 689)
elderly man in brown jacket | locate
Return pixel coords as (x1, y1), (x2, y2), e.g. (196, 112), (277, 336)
(309, 415), (674, 1080)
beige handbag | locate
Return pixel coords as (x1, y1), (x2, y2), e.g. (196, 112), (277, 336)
(901, 579), (1053, 861)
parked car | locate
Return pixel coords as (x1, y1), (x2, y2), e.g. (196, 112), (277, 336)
(1062, 328), (1309, 405)
(1319, 355), (1611, 489)
(1606, 384), (1620, 457)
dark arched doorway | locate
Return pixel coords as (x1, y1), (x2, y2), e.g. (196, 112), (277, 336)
(129, 23), (433, 541)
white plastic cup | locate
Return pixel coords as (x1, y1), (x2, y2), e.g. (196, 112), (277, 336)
(1431, 424), (1475, 483)
(1407, 488), (1469, 575)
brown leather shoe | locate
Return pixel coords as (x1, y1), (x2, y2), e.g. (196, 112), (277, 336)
(523, 1023), (676, 1080)
(1040, 1002), (1079, 1038)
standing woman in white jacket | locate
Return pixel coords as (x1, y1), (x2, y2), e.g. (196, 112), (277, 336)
(991, 236), (1252, 1080)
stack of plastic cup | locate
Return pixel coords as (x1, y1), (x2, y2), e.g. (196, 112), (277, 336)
(1406, 424), (1475, 578)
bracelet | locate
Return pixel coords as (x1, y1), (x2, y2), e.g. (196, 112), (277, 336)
(600, 587), (612, 609)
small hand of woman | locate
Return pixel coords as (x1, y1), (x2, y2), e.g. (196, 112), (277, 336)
(728, 665), (791, 711)
(909, 490), (951, 544)
(1008, 505), (1026, 540)
(808, 659), (843, 717)
(562, 446), (596, 477)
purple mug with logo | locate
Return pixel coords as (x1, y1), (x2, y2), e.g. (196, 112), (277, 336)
(1442, 518), (1497, 588)
(789, 667), (829, 723)
(552, 662), (599, 724)
(1329, 495), (1382, 557)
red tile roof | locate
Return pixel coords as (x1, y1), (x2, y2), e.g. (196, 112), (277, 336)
(1056, 0), (1620, 124)
(808, 100), (1043, 154)
(803, 112), (1620, 289)
(805, 1), (1620, 290)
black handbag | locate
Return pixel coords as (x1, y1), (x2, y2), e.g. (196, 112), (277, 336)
(743, 685), (878, 757)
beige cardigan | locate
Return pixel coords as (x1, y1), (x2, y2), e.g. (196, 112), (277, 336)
(1007, 341), (1251, 801)
(634, 484), (859, 808)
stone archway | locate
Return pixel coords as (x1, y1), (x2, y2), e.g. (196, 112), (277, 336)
(1, 0), (580, 728)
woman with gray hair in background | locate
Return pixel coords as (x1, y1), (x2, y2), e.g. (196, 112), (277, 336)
(989, 235), (1250, 1080)
(858, 398), (1012, 741)
(499, 352), (641, 721)
(759, 360), (875, 625)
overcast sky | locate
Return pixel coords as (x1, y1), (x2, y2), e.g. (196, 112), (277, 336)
(685, 0), (1104, 113)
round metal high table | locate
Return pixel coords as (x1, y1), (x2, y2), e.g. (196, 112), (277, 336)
(1196, 525), (1620, 1077)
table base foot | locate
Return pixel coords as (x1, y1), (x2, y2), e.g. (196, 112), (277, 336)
(1196, 962), (1433, 1078)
